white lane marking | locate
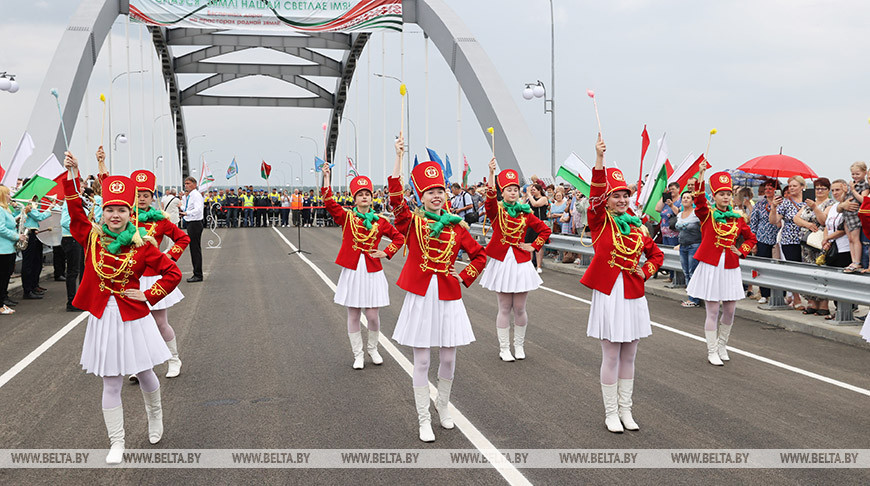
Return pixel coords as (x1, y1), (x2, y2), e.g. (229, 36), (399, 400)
(0, 312), (89, 390)
(273, 227), (531, 486)
(455, 260), (870, 398)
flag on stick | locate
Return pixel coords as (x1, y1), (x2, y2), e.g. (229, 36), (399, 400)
(556, 152), (592, 196)
(1, 131), (35, 187)
(461, 155), (470, 188)
(226, 158), (239, 179)
(347, 157), (358, 178)
(260, 160), (272, 180)
(668, 153), (711, 193)
(199, 160), (215, 192)
(13, 175), (57, 202)
(638, 134), (671, 221)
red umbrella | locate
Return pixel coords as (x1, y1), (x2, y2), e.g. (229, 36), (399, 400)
(737, 154), (818, 179)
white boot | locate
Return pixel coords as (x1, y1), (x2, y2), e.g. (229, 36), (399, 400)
(348, 331), (365, 369)
(717, 324), (732, 362)
(435, 378), (455, 429)
(102, 405), (125, 464)
(513, 325), (527, 360)
(617, 379), (639, 431)
(413, 386), (435, 442)
(367, 330), (383, 365)
(601, 383), (624, 433)
(140, 386), (164, 444)
(705, 330), (724, 366)
(497, 327), (515, 362)
(165, 337), (182, 378)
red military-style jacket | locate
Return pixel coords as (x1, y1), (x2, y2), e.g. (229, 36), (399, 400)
(859, 198), (870, 241)
(322, 187), (404, 272)
(138, 217), (190, 277)
(63, 179), (182, 321)
(483, 188), (551, 263)
(580, 168), (664, 298)
(692, 181), (757, 268)
(387, 176), (487, 300)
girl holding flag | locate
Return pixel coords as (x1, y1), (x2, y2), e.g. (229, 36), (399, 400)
(687, 161), (756, 366)
(130, 170), (190, 380)
(388, 133), (487, 442)
(321, 164), (405, 369)
(582, 135), (663, 434)
(62, 151), (182, 464)
(480, 158), (551, 361)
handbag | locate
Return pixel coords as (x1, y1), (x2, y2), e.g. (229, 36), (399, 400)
(804, 230), (824, 250)
(816, 242), (838, 265)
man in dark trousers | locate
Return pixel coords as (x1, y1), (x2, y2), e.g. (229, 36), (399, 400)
(180, 176), (204, 282)
(225, 188), (239, 228)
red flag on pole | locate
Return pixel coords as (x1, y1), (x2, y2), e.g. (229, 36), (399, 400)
(260, 160), (272, 180)
(637, 125), (650, 202)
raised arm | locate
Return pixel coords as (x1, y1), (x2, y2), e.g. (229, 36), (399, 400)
(62, 151), (92, 246)
(391, 132), (404, 180)
(587, 136), (608, 232)
(387, 134), (412, 235)
(320, 165), (348, 225)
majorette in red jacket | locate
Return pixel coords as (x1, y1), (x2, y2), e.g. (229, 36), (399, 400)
(691, 173), (756, 269)
(131, 170), (190, 277)
(387, 170), (487, 300)
(859, 197), (870, 241)
(322, 186), (404, 272)
(579, 167), (663, 298)
(64, 177), (182, 320)
(483, 170), (552, 262)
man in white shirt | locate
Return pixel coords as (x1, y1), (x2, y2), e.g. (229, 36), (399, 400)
(180, 176), (204, 282)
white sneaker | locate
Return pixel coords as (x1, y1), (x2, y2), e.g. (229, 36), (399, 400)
(758, 297), (768, 304)
(536, 267), (543, 274)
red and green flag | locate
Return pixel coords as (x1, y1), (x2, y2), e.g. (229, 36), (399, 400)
(260, 160), (271, 180)
(461, 155), (470, 188)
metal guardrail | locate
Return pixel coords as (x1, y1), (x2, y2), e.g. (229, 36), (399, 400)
(467, 224), (870, 324)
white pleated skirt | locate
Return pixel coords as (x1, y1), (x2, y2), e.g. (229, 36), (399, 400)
(687, 253), (745, 302)
(392, 275), (475, 348)
(479, 249), (543, 293)
(587, 274), (652, 342)
(140, 274), (184, 310)
(334, 255), (390, 308)
(80, 297), (172, 377)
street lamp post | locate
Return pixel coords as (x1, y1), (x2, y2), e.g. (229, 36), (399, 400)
(152, 113), (170, 172)
(108, 69), (148, 172)
(521, 1), (556, 180)
(299, 138), (319, 186)
(342, 116), (359, 185)
(113, 133), (128, 166)
(288, 150), (304, 188)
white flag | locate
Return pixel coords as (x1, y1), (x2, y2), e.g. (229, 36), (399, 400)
(198, 160), (215, 192)
(561, 152), (592, 183)
(1, 131), (35, 187)
(31, 153), (66, 181)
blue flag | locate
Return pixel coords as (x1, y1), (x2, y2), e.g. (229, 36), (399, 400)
(444, 154), (453, 184)
(426, 148), (451, 185)
(314, 156), (334, 172)
(226, 158), (239, 180)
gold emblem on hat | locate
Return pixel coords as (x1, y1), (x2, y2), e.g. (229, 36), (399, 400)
(109, 181), (125, 193)
(613, 171), (625, 181)
(719, 175), (729, 183)
(425, 167), (438, 178)
(136, 173), (148, 183)
(506, 171), (516, 180)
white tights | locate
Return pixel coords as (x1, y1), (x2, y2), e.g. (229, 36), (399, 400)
(412, 347), (456, 387)
(102, 369), (159, 408)
(704, 300), (736, 331)
(347, 307), (380, 333)
(496, 292), (528, 329)
(599, 340), (639, 385)
(152, 309), (175, 342)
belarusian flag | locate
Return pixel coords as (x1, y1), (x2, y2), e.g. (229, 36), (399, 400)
(556, 152), (592, 196)
(14, 175), (57, 202)
(260, 161), (271, 180)
(638, 133), (670, 222)
(461, 155), (470, 188)
(669, 153), (710, 192)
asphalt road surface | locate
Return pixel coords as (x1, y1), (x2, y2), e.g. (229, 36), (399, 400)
(1, 225), (868, 485)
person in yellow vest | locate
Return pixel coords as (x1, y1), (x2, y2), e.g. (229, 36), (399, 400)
(290, 189), (304, 227)
(242, 190), (255, 227)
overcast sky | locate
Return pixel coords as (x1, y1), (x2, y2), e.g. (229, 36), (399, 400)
(1, 0), (869, 189)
